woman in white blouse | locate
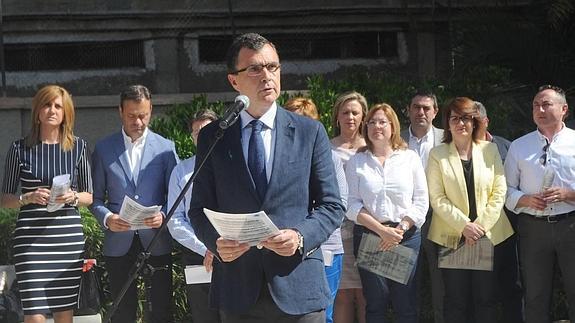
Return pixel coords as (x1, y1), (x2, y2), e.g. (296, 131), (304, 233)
(345, 103), (428, 323)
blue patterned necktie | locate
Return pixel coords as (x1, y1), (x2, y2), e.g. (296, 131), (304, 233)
(248, 120), (267, 200)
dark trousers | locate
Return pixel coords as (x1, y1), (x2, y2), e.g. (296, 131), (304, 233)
(220, 281), (325, 323)
(182, 250), (220, 323)
(419, 216), (445, 323)
(497, 209), (523, 323)
(441, 239), (507, 323)
(105, 235), (173, 323)
(518, 214), (575, 323)
(353, 225), (420, 323)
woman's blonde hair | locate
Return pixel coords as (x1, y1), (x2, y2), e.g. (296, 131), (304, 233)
(331, 91), (368, 136)
(362, 103), (407, 152)
(27, 85), (76, 151)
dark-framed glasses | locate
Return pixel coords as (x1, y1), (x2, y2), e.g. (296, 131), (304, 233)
(449, 115), (474, 124)
(231, 62), (281, 76)
(539, 140), (550, 166)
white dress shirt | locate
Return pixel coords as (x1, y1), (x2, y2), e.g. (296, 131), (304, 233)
(103, 128), (149, 228)
(122, 127), (148, 183)
(407, 126), (435, 170)
(505, 125), (575, 215)
(345, 149), (429, 228)
(240, 102), (277, 182)
(166, 156), (208, 256)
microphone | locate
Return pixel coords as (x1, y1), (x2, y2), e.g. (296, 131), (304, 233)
(219, 95), (250, 129)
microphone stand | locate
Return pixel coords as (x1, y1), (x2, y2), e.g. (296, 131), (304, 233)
(103, 126), (227, 323)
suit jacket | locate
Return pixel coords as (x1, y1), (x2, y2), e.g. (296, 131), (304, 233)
(90, 130), (179, 256)
(426, 141), (513, 249)
(400, 125), (444, 148)
(189, 107), (345, 315)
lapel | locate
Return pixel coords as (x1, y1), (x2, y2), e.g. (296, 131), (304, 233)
(447, 142), (469, 215)
(137, 131), (156, 187)
(471, 142), (484, 204)
(433, 127), (444, 147)
(265, 108), (295, 205)
(113, 132), (135, 187)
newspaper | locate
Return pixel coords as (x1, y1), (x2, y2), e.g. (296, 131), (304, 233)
(47, 174), (71, 213)
(203, 208), (280, 246)
(355, 233), (417, 285)
(119, 196), (162, 230)
(438, 237), (494, 271)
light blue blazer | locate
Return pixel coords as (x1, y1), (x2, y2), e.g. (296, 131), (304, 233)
(90, 130), (179, 256)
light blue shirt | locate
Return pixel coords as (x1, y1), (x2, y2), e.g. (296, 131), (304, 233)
(240, 102), (277, 183)
(505, 125), (575, 215)
(167, 156), (207, 256)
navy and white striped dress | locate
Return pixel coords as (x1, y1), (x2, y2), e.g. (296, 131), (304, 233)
(1, 137), (93, 315)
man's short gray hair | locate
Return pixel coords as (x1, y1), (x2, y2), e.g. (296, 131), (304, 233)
(475, 101), (487, 119)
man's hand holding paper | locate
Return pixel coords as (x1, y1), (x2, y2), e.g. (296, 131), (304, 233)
(261, 229), (300, 257)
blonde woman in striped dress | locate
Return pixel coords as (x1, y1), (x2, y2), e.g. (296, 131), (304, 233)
(1, 85), (93, 323)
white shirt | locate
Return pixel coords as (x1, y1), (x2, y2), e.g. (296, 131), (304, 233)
(166, 156), (208, 256)
(122, 127), (148, 183)
(505, 125), (575, 215)
(240, 102), (277, 182)
(345, 149), (429, 228)
(407, 126), (435, 170)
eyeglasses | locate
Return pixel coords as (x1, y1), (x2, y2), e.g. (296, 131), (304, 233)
(539, 140), (550, 166)
(367, 119), (389, 127)
(449, 115), (474, 124)
(230, 62), (281, 76)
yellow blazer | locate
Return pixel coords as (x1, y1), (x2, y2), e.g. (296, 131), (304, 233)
(426, 141), (513, 249)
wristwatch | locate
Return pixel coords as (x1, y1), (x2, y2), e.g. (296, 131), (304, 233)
(18, 194), (26, 206)
(398, 222), (409, 232)
(70, 191), (80, 207)
(296, 231), (304, 255)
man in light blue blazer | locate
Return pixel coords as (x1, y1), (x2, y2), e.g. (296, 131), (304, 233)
(400, 91), (445, 323)
(90, 85), (179, 323)
(189, 33), (344, 323)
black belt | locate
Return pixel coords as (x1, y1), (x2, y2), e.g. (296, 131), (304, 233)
(522, 211), (575, 223)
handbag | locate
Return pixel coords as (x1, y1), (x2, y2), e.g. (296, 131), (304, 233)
(75, 259), (104, 316)
(0, 269), (23, 323)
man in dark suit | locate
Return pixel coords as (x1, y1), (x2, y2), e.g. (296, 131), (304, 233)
(400, 91), (445, 323)
(91, 85), (179, 323)
(189, 33), (345, 323)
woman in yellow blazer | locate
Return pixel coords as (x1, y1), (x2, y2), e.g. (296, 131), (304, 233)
(426, 97), (513, 323)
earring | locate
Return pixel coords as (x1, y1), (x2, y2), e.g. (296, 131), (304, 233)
(336, 120), (340, 128)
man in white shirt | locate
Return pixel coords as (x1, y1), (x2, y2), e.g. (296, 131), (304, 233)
(167, 109), (220, 323)
(400, 91), (444, 323)
(91, 85), (179, 323)
(505, 85), (575, 323)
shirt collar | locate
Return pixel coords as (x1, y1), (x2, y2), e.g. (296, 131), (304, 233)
(408, 126), (432, 141)
(240, 101), (277, 130)
(122, 127), (148, 145)
(536, 122), (566, 143)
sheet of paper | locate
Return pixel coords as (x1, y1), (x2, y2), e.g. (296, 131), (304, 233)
(203, 208), (280, 246)
(47, 174), (71, 212)
(184, 265), (212, 284)
(119, 196), (162, 230)
(355, 233), (417, 285)
(438, 237), (494, 271)
(322, 249), (334, 267)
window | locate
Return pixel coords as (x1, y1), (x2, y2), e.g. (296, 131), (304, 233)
(5, 40), (145, 71)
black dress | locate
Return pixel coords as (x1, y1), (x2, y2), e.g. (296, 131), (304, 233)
(1, 138), (92, 315)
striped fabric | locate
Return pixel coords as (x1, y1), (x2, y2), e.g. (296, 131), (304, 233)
(2, 138), (92, 315)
